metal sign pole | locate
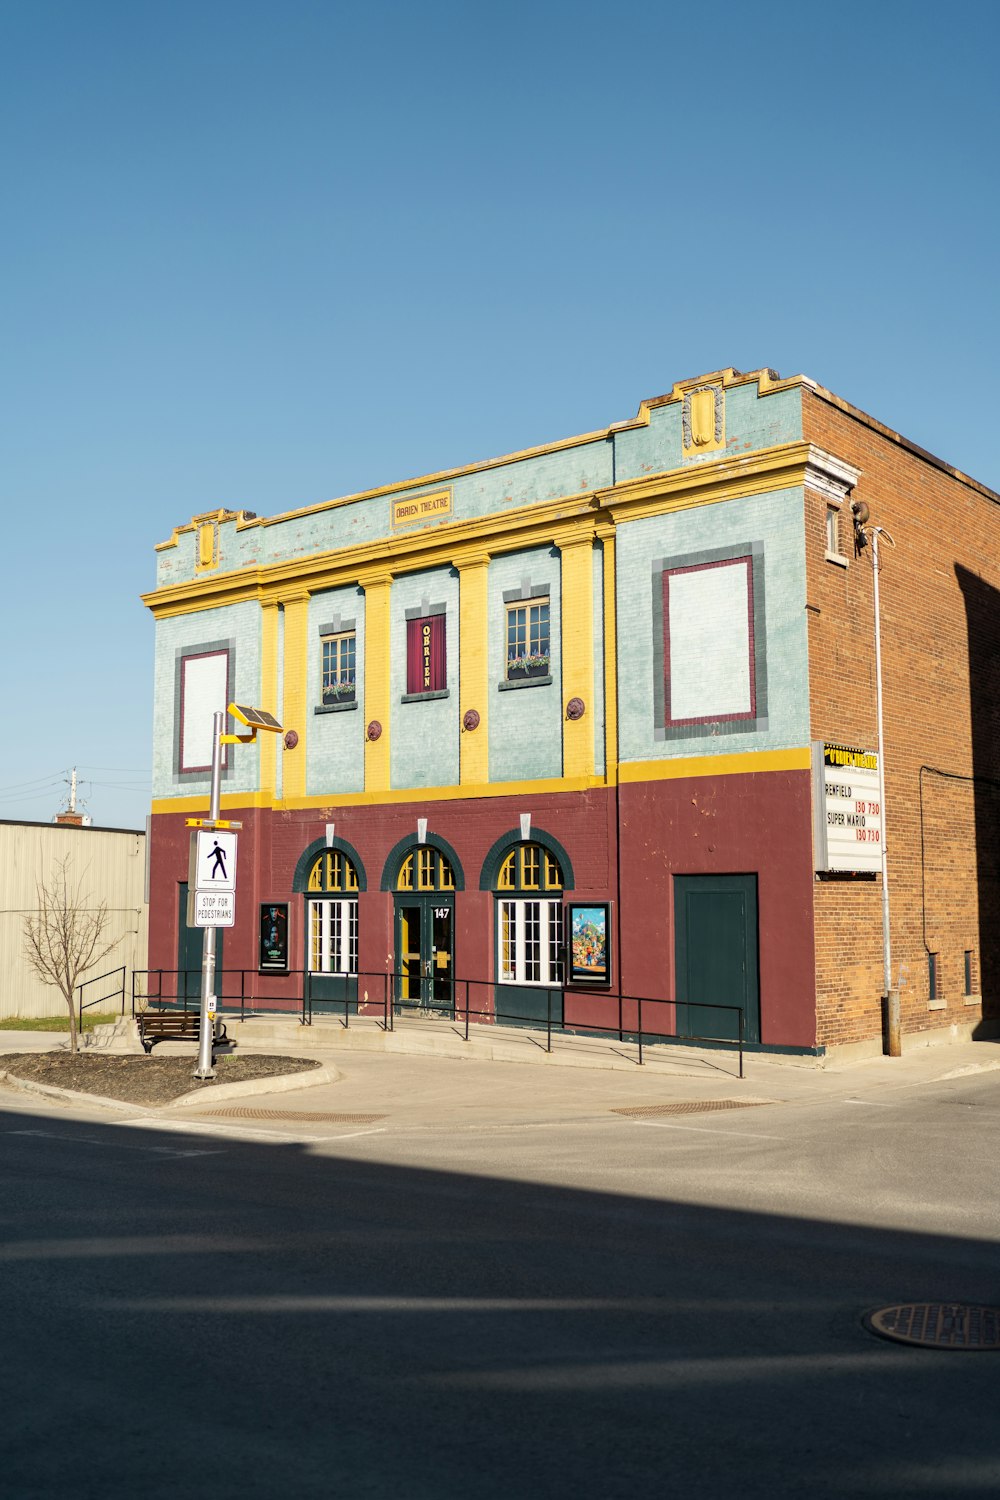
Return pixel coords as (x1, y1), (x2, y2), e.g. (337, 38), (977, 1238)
(871, 526), (900, 1056)
(194, 710), (224, 1080)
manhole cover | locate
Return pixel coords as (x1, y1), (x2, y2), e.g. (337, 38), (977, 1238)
(865, 1303), (1000, 1350)
(611, 1099), (773, 1119)
(203, 1108), (387, 1124)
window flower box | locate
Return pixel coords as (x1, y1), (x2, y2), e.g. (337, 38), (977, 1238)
(322, 681), (356, 706)
(506, 653), (550, 681)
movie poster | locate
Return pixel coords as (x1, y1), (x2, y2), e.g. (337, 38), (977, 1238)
(259, 903), (289, 972)
(568, 903), (610, 985)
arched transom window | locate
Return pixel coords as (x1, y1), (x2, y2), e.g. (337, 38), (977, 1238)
(396, 848), (455, 892)
(496, 842), (564, 986)
(497, 843), (564, 893)
(308, 850), (359, 894)
(306, 850), (358, 976)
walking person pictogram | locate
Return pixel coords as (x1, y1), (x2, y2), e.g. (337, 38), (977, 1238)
(208, 840), (228, 880)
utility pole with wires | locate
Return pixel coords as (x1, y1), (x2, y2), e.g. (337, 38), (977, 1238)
(54, 767), (89, 828)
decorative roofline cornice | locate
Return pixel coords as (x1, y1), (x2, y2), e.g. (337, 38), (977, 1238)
(142, 441), (819, 619)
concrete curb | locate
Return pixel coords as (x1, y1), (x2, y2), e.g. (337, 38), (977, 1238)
(0, 1070), (144, 1115)
(0, 1062), (340, 1116)
(166, 1064), (340, 1108)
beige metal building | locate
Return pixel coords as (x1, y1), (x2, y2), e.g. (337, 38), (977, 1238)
(0, 819), (148, 1020)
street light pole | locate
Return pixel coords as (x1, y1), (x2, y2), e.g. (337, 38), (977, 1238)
(194, 710), (224, 1081)
(869, 526), (899, 1056)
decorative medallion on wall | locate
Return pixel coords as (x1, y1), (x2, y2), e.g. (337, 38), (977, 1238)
(366, 720), (383, 741)
(462, 709), (480, 732)
(283, 729), (299, 750)
(566, 697), (586, 721)
(681, 385), (725, 456)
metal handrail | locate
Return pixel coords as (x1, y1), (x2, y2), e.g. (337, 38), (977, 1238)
(132, 967), (746, 1076)
(75, 965), (127, 1033)
(387, 971), (746, 1078)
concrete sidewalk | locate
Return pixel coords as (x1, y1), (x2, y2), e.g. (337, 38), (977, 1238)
(161, 1018), (1000, 1134)
(1, 1016), (998, 1128)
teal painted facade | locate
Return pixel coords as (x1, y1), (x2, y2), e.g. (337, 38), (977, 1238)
(149, 372), (812, 804)
(151, 601), (262, 800)
(153, 374), (803, 591)
(614, 486), (810, 765)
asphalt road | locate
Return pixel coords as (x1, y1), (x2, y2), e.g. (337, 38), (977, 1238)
(1, 1058), (998, 1498)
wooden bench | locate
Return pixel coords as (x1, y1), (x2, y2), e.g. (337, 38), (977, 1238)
(136, 1010), (228, 1054)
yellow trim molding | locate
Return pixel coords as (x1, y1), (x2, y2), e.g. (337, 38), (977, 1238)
(258, 603), (280, 799)
(601, 533), (618, 779)
(280, 595), (309, 801)
(458, 556), (490, 784)
(560, 538), (595, 779)
(150, 746), (813, 818)
(142, 440), (818, 621)
(618, 748), (812, 782)
(362, 576), (392, 791)
(153, 368), (814, 556)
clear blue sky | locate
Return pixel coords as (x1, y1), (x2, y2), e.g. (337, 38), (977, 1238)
(1, 0), (997, 828)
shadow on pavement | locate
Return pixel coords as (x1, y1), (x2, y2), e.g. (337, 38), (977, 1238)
(0, 1101), (996, 1499)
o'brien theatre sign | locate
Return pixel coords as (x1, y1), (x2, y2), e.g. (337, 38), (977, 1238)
(391, 490), (452, 531)
(812, 741), (883, 873)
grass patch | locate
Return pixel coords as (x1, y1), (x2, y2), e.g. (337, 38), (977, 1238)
(0, 1013), (121, 1033)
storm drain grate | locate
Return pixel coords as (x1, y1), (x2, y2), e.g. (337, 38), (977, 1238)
(865, 1303), (1000, 1351)
(612, 1099), (774, 1119)
(201, 1108), (387, 1124)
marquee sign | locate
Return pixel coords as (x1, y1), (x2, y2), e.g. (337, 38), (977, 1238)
(812, 741), (883, 873)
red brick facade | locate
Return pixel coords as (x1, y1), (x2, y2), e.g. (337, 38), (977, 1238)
(804, 389), (1000, 1047)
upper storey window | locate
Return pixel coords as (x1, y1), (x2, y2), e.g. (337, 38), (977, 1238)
(506, 597), (550, 680)
(321, 630), (356, 705)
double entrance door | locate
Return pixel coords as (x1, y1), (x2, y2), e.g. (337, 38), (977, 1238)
(394, 896), (454, 1014)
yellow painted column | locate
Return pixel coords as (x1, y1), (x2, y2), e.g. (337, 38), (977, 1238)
(360, 572), (392, 791)
(599, 528), (618, 784)
(559, 535), (595, 779)
(458, 552), (490, 785)
(259, 602), (281, 802)
(280, 591), (309, 802)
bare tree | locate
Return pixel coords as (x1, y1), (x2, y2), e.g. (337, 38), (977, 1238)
(22, 857), (121, 1054)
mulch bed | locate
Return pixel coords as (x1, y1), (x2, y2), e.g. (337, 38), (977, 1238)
(0, 1052), (322, 1107)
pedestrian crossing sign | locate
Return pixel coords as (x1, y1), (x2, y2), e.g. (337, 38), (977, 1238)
(195, 829), (238, 892)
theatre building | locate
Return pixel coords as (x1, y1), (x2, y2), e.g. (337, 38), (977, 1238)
(142, 367), (1000, 1056)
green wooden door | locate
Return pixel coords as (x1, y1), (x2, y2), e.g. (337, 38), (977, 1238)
(674, 875), (759, 1044)
(394, 896), (454, 1015)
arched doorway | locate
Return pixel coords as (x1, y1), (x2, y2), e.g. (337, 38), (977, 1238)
(303, 846), (360, 1011)
(491, 839), (566, 1027)
(391, 845), (457, 1015)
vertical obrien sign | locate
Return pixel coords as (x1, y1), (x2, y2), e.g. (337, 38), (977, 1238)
(812, 742), (883, 873)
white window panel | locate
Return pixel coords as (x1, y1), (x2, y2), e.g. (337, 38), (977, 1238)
(181, 651), (229, 771)
(668, 560), (751, 722)
(497, 899), (563, 986)
(309, 899), (358, 975)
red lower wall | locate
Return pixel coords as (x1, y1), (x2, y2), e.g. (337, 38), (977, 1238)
(148, 768), (818, 1048)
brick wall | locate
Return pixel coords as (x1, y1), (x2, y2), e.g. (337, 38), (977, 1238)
(804, 390), (1000, 1046)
